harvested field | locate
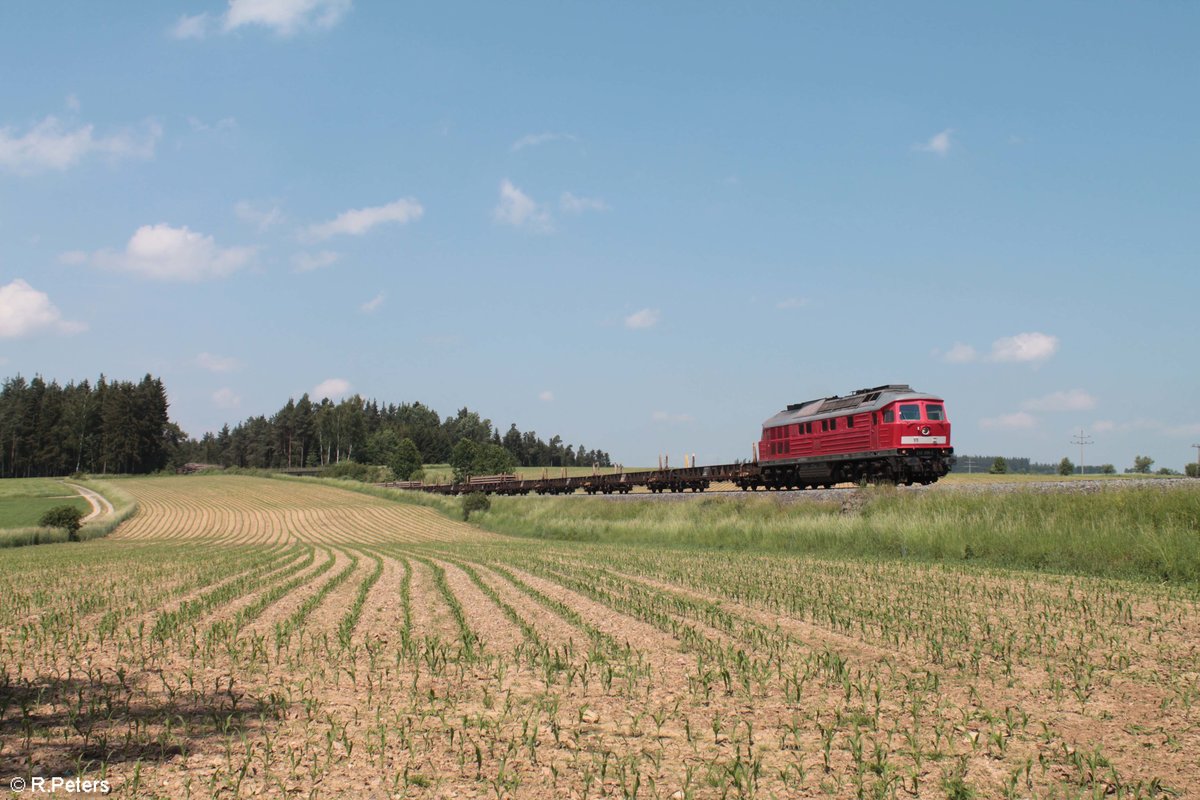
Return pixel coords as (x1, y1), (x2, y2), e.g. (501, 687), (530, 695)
(0, 474), (1195, 798)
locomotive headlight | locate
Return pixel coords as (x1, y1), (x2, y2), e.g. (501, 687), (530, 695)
(919, 426), (931, 436)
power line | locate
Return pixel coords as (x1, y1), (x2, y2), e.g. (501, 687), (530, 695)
(1070, 428), (1093, 475)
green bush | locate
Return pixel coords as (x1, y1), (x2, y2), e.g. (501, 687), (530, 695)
(461, 492), (491, 521)
(39, 505), (85, 541)
(318, 462), (394, 483)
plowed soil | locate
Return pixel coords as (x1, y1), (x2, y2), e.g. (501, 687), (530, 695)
(1, 475), (1194, 799)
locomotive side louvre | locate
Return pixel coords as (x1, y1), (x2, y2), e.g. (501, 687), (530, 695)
(755, 384), (955, 487)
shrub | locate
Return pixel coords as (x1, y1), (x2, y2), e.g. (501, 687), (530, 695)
(461, 492), (491, 521)
(39, 505), (85, 541)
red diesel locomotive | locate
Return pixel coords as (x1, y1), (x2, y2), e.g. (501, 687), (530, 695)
(754, 384), (954, 488)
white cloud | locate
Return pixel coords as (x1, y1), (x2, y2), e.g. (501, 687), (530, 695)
(1166, 422), (1200, 437)
(0, 115), (161, 174)
(197, 352), (240, 373)
(943, 342), (978, 364)
(313, 378), (351, 400)
(980, 412), (1037, 430)
(212, 387), (241, 409)
(624, 308), (660, 329)
(511, 132), (577, 152)
(915, 128), (954, 156)
(171, 13), (211, 39)
(360, 293), (384, 313)
(653, 411), (695, 424)
(538, 390), (555, 402)
(292, 250), (341, 272)
(304, 198), (423, 241)
(235, 200), (282, 230)
(86, 223), (256, 281)
(775, 297), (808, 310)
(0, 280), (86, 338)
(58, 250), (88, 265)
(990, 332), (1059, 363)
(560, 192), (609, 214)
(493, 180), (552, 232)
(224, 0), (351, 35)
(1022, 389), (1096, 412)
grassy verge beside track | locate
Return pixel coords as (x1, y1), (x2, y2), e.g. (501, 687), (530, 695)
(316, 475), (1200, 583)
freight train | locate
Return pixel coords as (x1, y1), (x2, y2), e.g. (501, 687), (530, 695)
(388, 384), (954, 495)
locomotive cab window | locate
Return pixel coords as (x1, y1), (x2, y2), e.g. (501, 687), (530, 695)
(926, 404), (945, 421)
(882, 410), (894, 423)
(846, 416), (854, 428)
(821, 420), (828, 432)
(899, 404), (921, 421)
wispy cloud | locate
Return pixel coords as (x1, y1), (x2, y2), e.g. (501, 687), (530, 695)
(292, 250), (341, 272)
(189, 116), (238, 134)
(990, 332), (1058, 363)
(915, 128), (954, 156)
(313, 377), (351, 400)
(235, 200), (283, 231)
(775, 297), (808, 310)
(511, 132), (578, 152)
(224, 0), (352, 36)
(197, 352), (241, 373)
(304, 198), (423, 241)
(493, 180), (552, 232)
(624, 308), (660, 330)
(560, 192), (609, 214)
(941, 332), (1059, 365)
(81, 224), (256, 282)
(212, 387), (241, 409)
(1022, 389), (1096, 412)
(360, 293), (385, 313)
(170, 13), (211, 39)
(0, 115), (161, 174)
(538, 390), (555, 402)
(942, 343), (978, 363)
(0, 279), (86, 338)
(980, 411), (1036, 430)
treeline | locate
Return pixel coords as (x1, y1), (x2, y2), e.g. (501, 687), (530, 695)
(0, 375), (181, 478)
(1, 374), (615, 478)
(185, 396), (613, 473)
(952, 456), (1117, 475)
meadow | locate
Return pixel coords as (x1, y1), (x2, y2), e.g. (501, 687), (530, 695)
(0, 478), (90, 529)
(0, 474), (1195, 798)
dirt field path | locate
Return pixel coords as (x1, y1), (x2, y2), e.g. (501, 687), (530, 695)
(64, 480), (113, 521)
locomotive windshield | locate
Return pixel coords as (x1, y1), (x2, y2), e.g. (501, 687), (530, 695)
(898, 404), (921, 421)
(926, 404), (945, 420)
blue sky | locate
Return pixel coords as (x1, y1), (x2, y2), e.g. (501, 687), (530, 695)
(1, 1), (1197, 470)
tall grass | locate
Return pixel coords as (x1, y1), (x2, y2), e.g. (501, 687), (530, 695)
(471, 485), (1200, 583)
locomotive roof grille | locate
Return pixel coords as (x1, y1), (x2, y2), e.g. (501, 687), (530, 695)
(784, 384), (912, 412)
(768, 384), (937, 428)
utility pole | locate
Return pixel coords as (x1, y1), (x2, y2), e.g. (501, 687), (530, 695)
(1071, 428), (1093, 475)
(1192, 443), (1200, 473)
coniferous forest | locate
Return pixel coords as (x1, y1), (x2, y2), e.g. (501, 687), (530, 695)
(0, 374), (612, 478)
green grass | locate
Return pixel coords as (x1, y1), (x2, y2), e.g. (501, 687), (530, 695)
(0, 478), (137, 548)
(271, 472), (1200, 582)
(0, 479), (90, 528)
(464, 483), (1200, 583)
